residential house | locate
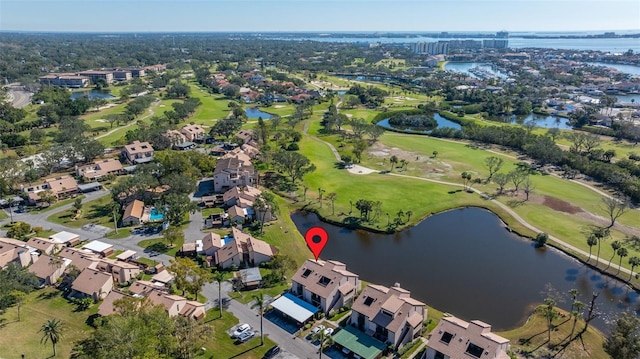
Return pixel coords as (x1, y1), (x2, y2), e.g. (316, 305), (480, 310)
(71, 267), (114, 301)
(213, 158), (258, 193)
(201, 232), (223, 256)
(235, 129), (255, 145)
(180, 124), (205, 142)
(222, 185), (261, 208)
(26, 237), (62, 255)
(130, 280), (165, 296)
(350, 283), (426, 349)
(213, 227), (274, 269)
(223, 149), (253, 166)
(28, 254), (69, 286)
(97, 290), (128, 316)
(291, 259), (361, 315)
(49, 231), (81, 247)
(122, 199), (145, 226)
(226, 205), (249, 225)
(82, 240), (114, 257)
(145, 288), (206, 320)
(0, 238), (33, 268)
(237, 267), (262, 290)
(58, 247), (101, 272)
(76, 159), (124, 180)
(44, 176), (78, 199)
(166, 129), (187, 145)
(121, 141), (154, 164)
(422, 316), (510, 359)
(151, 270), (174, 286)
(97, 258), (141, 284)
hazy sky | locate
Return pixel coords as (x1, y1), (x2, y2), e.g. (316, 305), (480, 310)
(1, 0), (639, 32)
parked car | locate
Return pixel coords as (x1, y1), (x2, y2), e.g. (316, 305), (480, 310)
(342, 347), (351, 355)
(323, 327), (334, 336)
(237, 329), (256, 343)
(232, 323), (251, 338)
(310, 324), (325, 335)
(263, 345), (281, 358)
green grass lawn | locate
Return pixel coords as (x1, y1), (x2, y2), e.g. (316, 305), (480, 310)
(498, 306), (608, 359)
(28, 195), (86, 214)
(189, 82), (232, 125)
(0, 288), (98, 359)
(197, 309), (276, 359)
(137, 236), (184, 257)
(46, 194), (114, 228)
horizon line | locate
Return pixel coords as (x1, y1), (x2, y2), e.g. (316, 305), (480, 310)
(1, 29), (639, 34)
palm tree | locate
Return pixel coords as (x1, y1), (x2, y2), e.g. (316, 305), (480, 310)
(628, 256), (640, 282)
(326, 192), (337, 215)
(617, 247), (628, 275)
(389, 155), (398, 172)
(313, 328), (335, 359)
(251, 293), (266, 346)
(10, 290), (26, 322)
(406, 210), (413, 223)
(212, 271), (227, 318)
(40, 318), (64, 357)
(542, 298), (558, 343)
(606, 241), (622, 270)
(586, 236), (598, 262)
(570, 300), (585, 338)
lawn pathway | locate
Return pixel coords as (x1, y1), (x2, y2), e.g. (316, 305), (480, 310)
(95, 99), (160, 140)
(302, 120), (635, 278)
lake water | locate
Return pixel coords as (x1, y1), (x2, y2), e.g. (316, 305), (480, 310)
(291, 209), (639, 332)
(245, 107), (273, 119)
(377, 113), (462, 133)
(505, 113), (573, 130)
(70, 90), (115, 100)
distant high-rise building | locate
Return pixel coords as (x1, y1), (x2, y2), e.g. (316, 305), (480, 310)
(483, 39), (509, 49)
(496, 31), (509, 38)
(411, 41), (449, 55)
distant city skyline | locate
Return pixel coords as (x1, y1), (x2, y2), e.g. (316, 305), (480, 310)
(1, 0), (639, 33)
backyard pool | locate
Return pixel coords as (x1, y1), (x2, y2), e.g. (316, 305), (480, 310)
(149, 208), (164, 221)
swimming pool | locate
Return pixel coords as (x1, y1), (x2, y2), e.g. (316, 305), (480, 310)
(149, 208), (164, 221)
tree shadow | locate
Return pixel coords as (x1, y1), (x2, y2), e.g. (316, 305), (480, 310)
(447, 189), (463, 194)
(228, 344), (263, 358)
(146, 242), (169, 253)
(508, 199), (527, 207)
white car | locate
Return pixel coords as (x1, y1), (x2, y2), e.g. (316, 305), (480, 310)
(323, 327), (334, 336)
(232, 323), (251, 338)
(310, 324), (325, 335)
(237, 329), (256, 343)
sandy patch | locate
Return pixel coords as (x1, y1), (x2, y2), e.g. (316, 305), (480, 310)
(347, 165), (378, 175)
(346, 114), (353, 118)
(160, 105), (166, 108)
(95, 119), (106, 123)
(542, 196), (583, 214)
(274, 105), (285, 109)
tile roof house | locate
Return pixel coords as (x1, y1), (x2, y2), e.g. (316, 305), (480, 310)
(97, 258), (141, 284)
(180, 124), (205, 142)
(0, 238), (33, 269)
(201, 232), (223, 256)
(235, 129), (256, 145)
(26, 237), (62, 255)
(122, 199), (145, 226)
(145, 288), (206, 320)
(166, 129), (187, 146)
(350, 283), (425, 349)
(97, 290), (128, 316)
(291, 259), (361, 315)
(422, 316), (510, 359)
(222, 185), (261, 208)
(44, 176), (79, 199)
(226, 205), (249, 225)
(58, 247), (101, 272)
(121, 141), (154, 164)
(213, 227), (275, 269)
(76, 158), (124, 180)
(213, 157), (258, 193)
(71, 267), (114, 301)
(28, 254), (69, 286)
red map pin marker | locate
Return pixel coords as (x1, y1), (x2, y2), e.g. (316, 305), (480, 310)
(305, 226), (328, 261)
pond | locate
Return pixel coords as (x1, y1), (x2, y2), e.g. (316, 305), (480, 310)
(504, 113), (573, 130)
(377, 113), (462, 133)
(291, 209), (639, 332)
(70, 90), (115, 100)
(245, 107), (273, 119)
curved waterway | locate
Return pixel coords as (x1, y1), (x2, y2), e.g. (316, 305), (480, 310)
(291, 208), (640, 332)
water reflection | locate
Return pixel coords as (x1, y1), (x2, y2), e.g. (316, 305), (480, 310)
(291, 208), (639, 332)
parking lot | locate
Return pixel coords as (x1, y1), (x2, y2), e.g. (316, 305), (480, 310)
(265, 310), (301, 335)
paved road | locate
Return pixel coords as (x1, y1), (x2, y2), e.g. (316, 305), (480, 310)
(5, 84), (32, 108)
(227, 299), (319, 359)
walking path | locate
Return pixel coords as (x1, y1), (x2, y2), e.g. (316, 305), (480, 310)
(95, 99), (160, 140)
(302, 120), (635, 278)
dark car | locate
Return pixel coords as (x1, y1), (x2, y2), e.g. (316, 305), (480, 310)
(263, 346), (280, 358)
